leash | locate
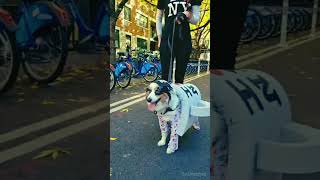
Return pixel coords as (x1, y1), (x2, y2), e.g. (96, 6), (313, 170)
(167, 18), (177, 83)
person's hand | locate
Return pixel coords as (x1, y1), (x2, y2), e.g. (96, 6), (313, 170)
(184, 11), (192, 19)
(176, 11), (192, 24)
(176, 12), (187, 24)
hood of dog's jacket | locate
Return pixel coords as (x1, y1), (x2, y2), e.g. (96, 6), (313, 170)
(154, 80), (173, 95)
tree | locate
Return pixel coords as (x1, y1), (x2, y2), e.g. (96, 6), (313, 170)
(109, 0), (130, 64)
(190, 0), (210, 59)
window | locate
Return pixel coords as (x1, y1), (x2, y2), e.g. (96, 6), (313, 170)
(126, 35), (131, 46)
(136, 12), (148, 28)
(115, 29), (120, 48)
(124, 6), (131, 21)
(150, 22), (157, 40)
(137, 38), (147, 50)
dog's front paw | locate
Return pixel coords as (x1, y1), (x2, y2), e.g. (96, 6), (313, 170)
(193, 124), (200, 130)
(157, 140), (166, 146)
(166, 147), (176, 154)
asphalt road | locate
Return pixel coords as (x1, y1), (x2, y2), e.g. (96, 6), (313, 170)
(241, 37), (320, 180)
(0, 52), (109, 180)
(110, 75), (210, 180)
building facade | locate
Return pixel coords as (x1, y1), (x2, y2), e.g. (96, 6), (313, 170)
(115, 0), (158, 53)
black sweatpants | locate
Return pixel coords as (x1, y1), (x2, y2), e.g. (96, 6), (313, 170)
(211, 0), (250, 69)
(160, 37), (191, 84)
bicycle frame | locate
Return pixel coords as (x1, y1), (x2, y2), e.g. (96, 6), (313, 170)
(12, 0), (69, 49)
(59, 0), (108, 44)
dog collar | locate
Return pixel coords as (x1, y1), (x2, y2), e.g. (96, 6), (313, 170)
(162, 107), (174, 115)
(155, 103), (180, 115)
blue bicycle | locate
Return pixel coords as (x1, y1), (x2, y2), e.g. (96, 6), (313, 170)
(147, 52), (161, 78)
(110, 53), (132, 90)
(56, 0), (108, 50)
(125, 50), (158, 82)
(0, 0), (70, 92)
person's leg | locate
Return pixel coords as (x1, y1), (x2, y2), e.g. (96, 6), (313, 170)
(211, 0), (250, 70)
(174, 42), (191, 84)
(160, 39), (172, 81)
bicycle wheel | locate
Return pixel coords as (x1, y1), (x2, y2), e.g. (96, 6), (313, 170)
(240, 9), (261, 43)
(23, 25), (68, 84)
(256, 8), (276, 40)
(109, 66), (116, 92)
(0, 29), (19, 93)
(117, 68), (131, 88)
(143, 66), (158, 82)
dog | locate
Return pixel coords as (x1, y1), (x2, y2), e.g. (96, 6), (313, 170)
(146, 80), (201, 154)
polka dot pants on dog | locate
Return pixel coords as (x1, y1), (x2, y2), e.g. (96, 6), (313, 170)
(158, 113), (180, 151)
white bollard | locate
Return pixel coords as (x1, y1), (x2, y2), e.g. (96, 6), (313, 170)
(311, 0), (319, 36)
(280, 0), (289, 47)
(211, 69), (320, 180)
(197, 58), (201, 76)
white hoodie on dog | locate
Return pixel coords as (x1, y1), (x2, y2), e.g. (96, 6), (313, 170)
(171, 83), (201, 136)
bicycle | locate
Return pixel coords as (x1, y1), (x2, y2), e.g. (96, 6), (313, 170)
(109, 64), (116, 92)
(125, 50), (158, 82)
(0, 0), (69, 93)
(56, 0), (109, 50)
(112, 53), (132, 89)
(240, 9), (261, 43)
(146, 52), (161, 78)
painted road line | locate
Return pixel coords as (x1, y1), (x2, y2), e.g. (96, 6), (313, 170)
(237, 45), (279, 61)
(237, 32), (320, 62)
(0, 101), (106, 144)
(110, 94), (145, 108)
(0, 114), (106, 164)
(110, 97), (146, 113)
(110, 73), (209, 114)
(236, 33), (320, 68)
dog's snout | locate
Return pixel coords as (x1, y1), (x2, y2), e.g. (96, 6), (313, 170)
(147, 98), (152, 102)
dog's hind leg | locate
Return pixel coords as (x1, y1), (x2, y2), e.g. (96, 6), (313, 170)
(158, 116), (168, 146)
(192, 117), (201, 130)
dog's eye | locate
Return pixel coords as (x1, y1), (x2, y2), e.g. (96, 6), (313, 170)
(155, 88), (161, 95)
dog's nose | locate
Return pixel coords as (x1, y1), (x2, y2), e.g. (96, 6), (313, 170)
(147, 98), (152, 102)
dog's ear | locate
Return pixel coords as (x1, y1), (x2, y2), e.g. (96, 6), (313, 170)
(160, 93), (169, 103)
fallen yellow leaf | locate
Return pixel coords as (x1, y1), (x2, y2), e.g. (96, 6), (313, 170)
(120, 108), (129, 112)
(110, 137), (118, 141)
(33, 148), (71, 160)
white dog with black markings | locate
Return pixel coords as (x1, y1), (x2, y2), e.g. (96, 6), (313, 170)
(146, 80), (201, 154)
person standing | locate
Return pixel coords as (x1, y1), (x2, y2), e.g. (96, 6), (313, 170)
(211, 0), (250, 70)
(156, 0), (201, 84)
